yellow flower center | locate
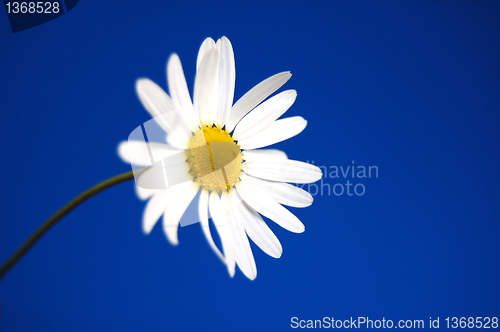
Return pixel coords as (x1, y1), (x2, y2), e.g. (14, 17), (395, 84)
(186, 125), (243, 192)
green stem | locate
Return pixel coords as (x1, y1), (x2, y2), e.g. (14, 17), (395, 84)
(0, 170), (137, 279)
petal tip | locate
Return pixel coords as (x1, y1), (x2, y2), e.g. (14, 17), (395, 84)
(246, 273), (257, 281)
(117, 140), (127, 155)
(142, 217), (156, 234)
(168, 237), (179, 246)
(271, 249), (283, 259)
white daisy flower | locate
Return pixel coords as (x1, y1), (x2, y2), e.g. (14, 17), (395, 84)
(118, 37), (322, 280)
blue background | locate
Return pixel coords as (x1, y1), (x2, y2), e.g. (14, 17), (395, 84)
(1, 1), (499, 331)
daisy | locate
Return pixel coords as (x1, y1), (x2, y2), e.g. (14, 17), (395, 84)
(118, 37), (322, 280)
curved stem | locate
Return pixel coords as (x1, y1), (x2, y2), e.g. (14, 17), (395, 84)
(0, 170), (137, 279)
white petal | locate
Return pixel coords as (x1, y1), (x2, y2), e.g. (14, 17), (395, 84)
(118, 141), (181, 166)
(136, 79), (175, 132)
(226, 71), (292, 132)
(241, 173), (313, 208)
(167, 54), (198, 129)
(238, 116), (307, 150)
(243, 158), (322, 184)
(232, 191), (282, 258)
(197, 38), (216, 71)
(199, 190), (225, 263)
(243, 149), (288, 162)
(233, 90), (297, 140)
(135, 151), (192, 190)
(165, 112), (191, 149)
(162, 181), (199, 245)
(209, 192), (236, 277)
(135, 185), (161, 201)
(223, 192), (257, 280)
(236, 181), (305, 233)
(194, 49), (220, 125)
(142, 189), (169, 234)
(216, 37), (236, 126)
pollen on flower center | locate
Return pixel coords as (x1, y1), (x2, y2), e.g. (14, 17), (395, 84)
(186, 125), (243, 192)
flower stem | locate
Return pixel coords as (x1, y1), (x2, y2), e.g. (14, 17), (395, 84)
(0, 170), (137, 279)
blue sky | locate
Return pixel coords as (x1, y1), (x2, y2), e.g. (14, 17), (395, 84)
(1, 1), (499, 331)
